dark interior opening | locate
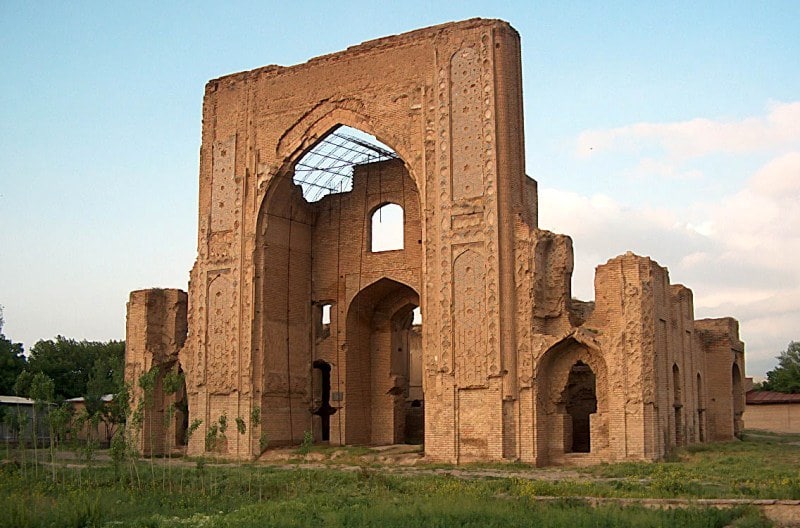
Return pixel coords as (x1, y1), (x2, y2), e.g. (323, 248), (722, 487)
(565, 360), (597, 453)
(174, 367), (189, 447)
(732, 363), (743, 437)
(312, 360), (335, 441)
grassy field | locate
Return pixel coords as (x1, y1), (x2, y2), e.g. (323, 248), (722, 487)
(2, 431), (796, 527)
(576, 431), (800, 499)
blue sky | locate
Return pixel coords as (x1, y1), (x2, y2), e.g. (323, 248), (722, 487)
(1, 1), (798, 377)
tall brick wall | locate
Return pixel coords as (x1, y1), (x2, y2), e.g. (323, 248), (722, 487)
(696, 318), (745, 441)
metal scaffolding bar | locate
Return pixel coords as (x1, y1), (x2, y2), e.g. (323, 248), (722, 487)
(292, 127), (397, 202)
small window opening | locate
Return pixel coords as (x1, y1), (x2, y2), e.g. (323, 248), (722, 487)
(317, 302), (332, 339)
(371, 203), (404, 252)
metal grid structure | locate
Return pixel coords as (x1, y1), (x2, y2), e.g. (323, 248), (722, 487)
(293, 126), (397, 202)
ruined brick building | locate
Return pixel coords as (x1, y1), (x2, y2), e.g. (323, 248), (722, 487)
(125, 19), (746, 465)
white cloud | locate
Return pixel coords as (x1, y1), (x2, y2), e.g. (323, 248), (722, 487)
(625, 158), (705, 181)
(702, 152), (800, 267)
(577, 101), (800, 160)
(542, 108), (800, 377)
(541, 180), (799, 375)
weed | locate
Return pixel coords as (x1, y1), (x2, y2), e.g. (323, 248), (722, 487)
(297, 430), (314, 455)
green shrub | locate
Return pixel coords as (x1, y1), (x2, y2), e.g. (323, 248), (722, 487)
(297, 430), (314, 455)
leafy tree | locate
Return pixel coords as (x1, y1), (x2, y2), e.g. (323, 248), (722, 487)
(85, 345), (125, 409)
(47, 402), (71, 482)
(29, 372), (55, 407)
(763, 341), (800, 394)
(0, 307), (27, 395)
(28, 372), (55, 477)
(48, 402), (72, 445)
(27, 336), (124, 400)
(83, 345), (126, 442)
(98, 383), (130, 444)
(13, 370), (34, 398)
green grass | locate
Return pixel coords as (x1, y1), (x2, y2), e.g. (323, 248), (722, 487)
(0, 463), (767, 528)
(578, 431), (800, 499)
(2, 431), (795, 527)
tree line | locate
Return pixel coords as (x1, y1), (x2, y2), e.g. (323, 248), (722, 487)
(0, 306), (126, 446)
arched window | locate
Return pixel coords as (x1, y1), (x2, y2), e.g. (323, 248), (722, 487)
(371, 203), (404, 252)
(316, 302), (332, 339)
(412, 306), (422, 325)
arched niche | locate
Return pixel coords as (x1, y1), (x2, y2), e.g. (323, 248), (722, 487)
(535, 336), (609, 462)
(673, 363), (684, 446)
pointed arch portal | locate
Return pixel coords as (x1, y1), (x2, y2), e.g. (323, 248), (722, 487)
(253, 122), (423, 449)
(536, 336), (609, 464)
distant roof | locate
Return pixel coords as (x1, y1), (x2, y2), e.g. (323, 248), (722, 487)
(0, 396), (35, 405)
(65, 394), (114, 403)
(747, 390), (800, 404)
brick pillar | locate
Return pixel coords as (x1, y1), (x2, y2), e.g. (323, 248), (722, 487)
(125, 288), (188, 456)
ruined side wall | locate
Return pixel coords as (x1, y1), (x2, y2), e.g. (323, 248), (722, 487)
(585, 253), (662, 462)
(125, 289), (187, 455)
(521, 251), (662, 466)
(696, 317), (745, 441)
(518, 246), (743, 465)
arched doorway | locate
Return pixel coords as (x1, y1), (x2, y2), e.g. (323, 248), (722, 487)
(311, 360), (335, 442)
(536, 337), (609, 463)
(345, 278), (421, 446)
(564, 361), (597, 453)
